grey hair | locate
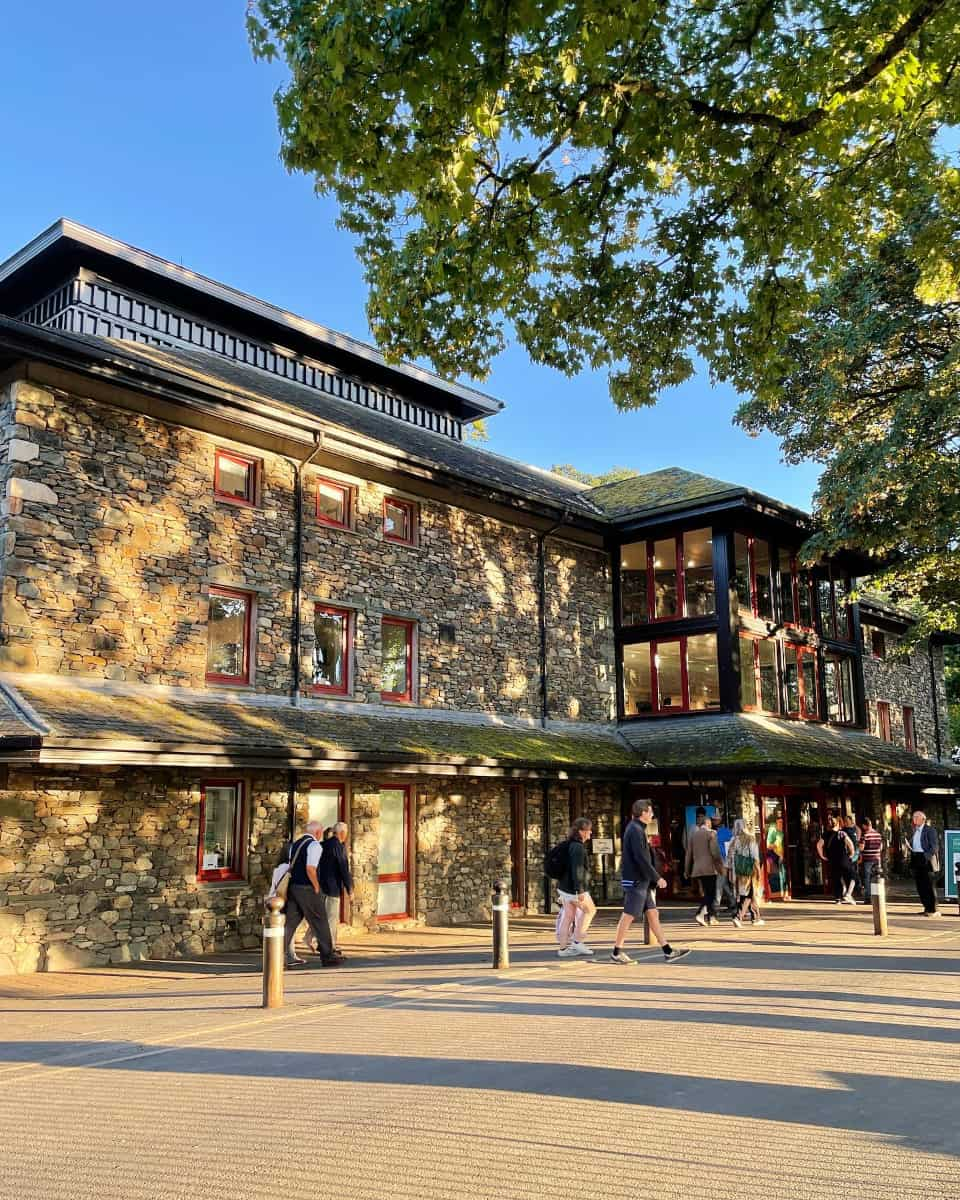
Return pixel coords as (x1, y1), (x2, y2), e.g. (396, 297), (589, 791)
(333, 821), (348, 834)
(732, 818), (746, 836)
(913, 810), (926, 822)
(305, 820), (323, 834)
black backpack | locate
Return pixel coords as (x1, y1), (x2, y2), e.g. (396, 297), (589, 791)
(545, 840), (570, 880)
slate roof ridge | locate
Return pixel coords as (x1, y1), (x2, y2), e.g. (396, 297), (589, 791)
(0, 680), (51, 736)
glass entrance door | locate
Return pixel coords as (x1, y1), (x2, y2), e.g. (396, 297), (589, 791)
(761, 798), (788, 899)
(377, 787), (410, 918)
(785, 797), (826, 895)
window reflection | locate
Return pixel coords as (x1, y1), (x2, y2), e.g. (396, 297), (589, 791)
(620, 542), (649, 625)
(655, 640), (682, 707)
(686, 633), (719, 710)
(622, 643), (652, 714)
(683, 528), (714, 616)
(653, 538), (678, 619)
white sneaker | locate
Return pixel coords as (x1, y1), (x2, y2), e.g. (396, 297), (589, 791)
(572, 942), (594, 956)
(558, 944), (580, 957)
(842, 895), (856, 905)
(695, 913), (707, 926)
(754, 918), (766, 926)
(732, 917), (743, 929)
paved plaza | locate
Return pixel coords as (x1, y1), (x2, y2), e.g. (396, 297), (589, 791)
(1, 899), (958, 1200)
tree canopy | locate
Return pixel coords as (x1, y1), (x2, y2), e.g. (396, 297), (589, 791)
(737, 211), (959, 635)
(249, 0), (960, 408)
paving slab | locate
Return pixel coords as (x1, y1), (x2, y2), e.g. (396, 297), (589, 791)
(1, 901), (958, 1200)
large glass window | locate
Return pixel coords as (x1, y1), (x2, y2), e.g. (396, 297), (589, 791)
(619, 528), (713, 624)
(740, 635), (780, 713)
(784, 645), (818, 719)
(381, 617), (415, 701)
(206, 588), (252, 684)
(621, 633), (718, 715)
(313, 605), (351, 694)
(778, 550), (796, 625)
(198, 781), (244, 881)
(818, 568), (853, 641)
(683, 528), (715, 616)
(824, 653), (856, 724)
(377, 787), (410, 917)
(735, 534), (773, 619)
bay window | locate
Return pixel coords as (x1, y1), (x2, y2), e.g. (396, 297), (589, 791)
(621, 633), (719, 716)
(817, 568), (853, 641)
(619, 528), (714, 624)
(784, 645), (818, 720)
(734, 534), (774, 620)
(778, 549), (815, 629)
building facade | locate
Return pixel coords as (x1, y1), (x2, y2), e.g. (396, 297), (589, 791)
(0, 220), (954, 972)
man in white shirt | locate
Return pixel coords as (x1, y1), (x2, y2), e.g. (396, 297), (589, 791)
(281, 821), (343, 965)
(907, 811), (941, 917)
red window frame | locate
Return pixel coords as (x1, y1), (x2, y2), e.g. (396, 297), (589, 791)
(213, 449), (258, 506)
(311, 604), (352, 696)
(197, 780), (245, 882)
(903, 705), (916, 752)
(376, 785), (411, 920)
(734, 534), (774, 621)
(876, 700), (892, 742)
(778, 551), (816, 632)
(316, 478), (352, 529)
(620, 529), (714, 624)
(784, 644), (819, 721)
(823, 652), (856, 725)
(383, 496), (417, 546)
(621, 634), (719, 716)
(739, 634), (779, 714)
(381, 617), (415, 701)
(205, 587), (253, 685)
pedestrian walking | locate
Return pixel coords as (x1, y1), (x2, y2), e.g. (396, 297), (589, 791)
(842, 814), (862, 897)
(824, 815), (856, 904)
(859, 817), (884, 901)
(904, 810), (941, 916)
(611, 799), (690, 964)
(684, 807), (724, 925)
(713, 817), (736, 912)
(281, 821), (343, 967)
(556, 817), (597, 958)
(727, 819), (765, 928)
(317, 820), (354, 954)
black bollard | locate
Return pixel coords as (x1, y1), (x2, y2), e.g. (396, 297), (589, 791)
(871, 867), (888, 937)
(955, 861), (960, 919)
(491, 880), (510, 969)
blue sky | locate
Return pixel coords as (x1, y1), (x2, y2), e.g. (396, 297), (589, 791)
(1, 1), (820, 509)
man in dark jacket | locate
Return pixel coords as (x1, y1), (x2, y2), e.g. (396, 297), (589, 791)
(317, 821), (354, 953)
(907, 810), (941, 916)
(611, 799), (690, 964)
(281, 821), (342, 968)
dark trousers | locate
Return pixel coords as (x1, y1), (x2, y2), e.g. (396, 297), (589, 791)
(284, 884), (334, 961)
(911, 852), (937, 913)
(694, 876), (717, 917)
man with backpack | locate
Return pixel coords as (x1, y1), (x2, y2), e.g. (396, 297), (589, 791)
(280, 821), (343, 968)
(611, 799), (690, 964)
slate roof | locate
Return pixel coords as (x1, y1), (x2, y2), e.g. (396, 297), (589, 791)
(0, 317), (604, 522)
(618, 712), (960, 779)
(0, 675), (636, 772)
(584, 467), (747, 519)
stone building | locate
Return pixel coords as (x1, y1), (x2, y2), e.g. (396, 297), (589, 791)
(0, 219), (954, 972)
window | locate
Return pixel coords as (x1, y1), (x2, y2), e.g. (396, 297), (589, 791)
(377, 787), (410, 917)
(740, 635), (780, 713)
(778, 549), (815, 630)
(734, 534), (773, 620)
(383, 496), (417, 545)
(621, 633), (719, 715)
(619, 528), (714, 625)
(317, 479), (352, 529)
(817, 568), (853, 641)
(206, 588), (252, 684)
(783, 645), (818, 719)
(312, 605), (351, 694)
(381, 617), (415, 701)
(214, 450), (257, 506)
(823, 653), (856, 725)
(870, 628), (886, 659)
(197, 782), (245, 881)
(876, 700), (892, 742)
(903, 705), (915, 752)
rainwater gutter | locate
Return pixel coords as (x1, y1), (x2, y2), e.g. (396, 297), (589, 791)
(290, 433), (324, 706)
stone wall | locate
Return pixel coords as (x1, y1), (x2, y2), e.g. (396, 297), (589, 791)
(0, 379), (615, 721)
(860, 625), (948, 760)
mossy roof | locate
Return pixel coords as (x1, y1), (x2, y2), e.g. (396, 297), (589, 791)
(0, 675), (636, 771)
(618, 712), (960, 778)
(583, 467), (747, 519)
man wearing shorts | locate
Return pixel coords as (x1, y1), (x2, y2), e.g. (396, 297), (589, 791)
(611, 798), (690, 964)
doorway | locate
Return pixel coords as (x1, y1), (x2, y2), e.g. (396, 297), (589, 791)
(755, 787), (831, 899)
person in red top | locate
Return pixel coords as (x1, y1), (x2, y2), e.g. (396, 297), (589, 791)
(859, 817), (884, 902)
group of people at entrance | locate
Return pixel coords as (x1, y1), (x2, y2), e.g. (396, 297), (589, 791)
(269, 820), (355, 967)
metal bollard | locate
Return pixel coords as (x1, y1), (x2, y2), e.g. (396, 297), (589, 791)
(871, 868), (888, 937)
(491, 880), (510, 969)
(262, 895), (286, 1008)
